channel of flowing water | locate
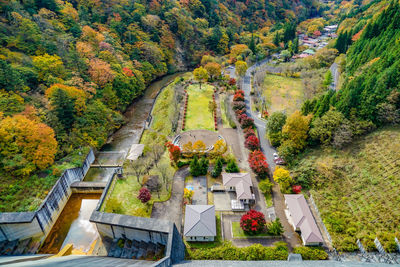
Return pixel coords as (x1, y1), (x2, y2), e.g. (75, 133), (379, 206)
(39, 73), (183, 254)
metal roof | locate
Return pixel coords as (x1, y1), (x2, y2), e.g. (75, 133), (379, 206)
(222, 173), (253, 201)
(184, 205), (216, 237)
(284, 194), (323, 244)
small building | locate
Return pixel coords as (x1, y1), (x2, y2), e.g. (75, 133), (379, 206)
(184, 205), (216, 242)
(222, 173), (255, 205)
(284, 194), (324, 246)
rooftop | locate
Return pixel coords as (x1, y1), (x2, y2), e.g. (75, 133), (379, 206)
(184, 205), (216, 237)
(222, 173), (254, 200)
(284, 194), (323, 244)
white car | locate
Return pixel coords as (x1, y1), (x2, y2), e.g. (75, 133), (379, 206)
(273, 153), (279, 160)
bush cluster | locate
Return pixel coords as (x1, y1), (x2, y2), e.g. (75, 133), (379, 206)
(293, 247), (328, 260)
(188, 242), (288, 260)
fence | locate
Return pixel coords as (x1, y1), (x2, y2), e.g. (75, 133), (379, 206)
(309, 194), (333, 246)
(0, 149), (95, 242)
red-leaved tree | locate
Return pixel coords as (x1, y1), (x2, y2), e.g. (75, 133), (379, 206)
(245, 135), (260, 151)
(137, 187), (151, 203)
(165, 141), (181, 164)
(248, 150), (269, 178)
(233, 91), (244, 102)
(239, 115), (254, 128)
(240, 209), (266, 235)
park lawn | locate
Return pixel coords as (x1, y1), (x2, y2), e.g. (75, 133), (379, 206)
(231, 222), (272, 238)
(102, 152), (174, 217)
(262, 73), (304, 115)
(185, 212), (222, 249)
(185, 84), (215, 131)
(292, 126), (400, 252)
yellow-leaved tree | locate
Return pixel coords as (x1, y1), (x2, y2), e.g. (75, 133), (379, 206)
(0, 115), (57, 176)
(273, 167), (293, 193)
(193, 66), (208, 89)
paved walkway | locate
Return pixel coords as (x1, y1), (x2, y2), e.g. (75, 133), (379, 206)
(189, 176), (207, 205)
(151, 168), (187, 233)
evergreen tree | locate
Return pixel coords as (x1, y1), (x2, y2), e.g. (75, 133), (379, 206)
(211, 157), (223, 177)
(249, 34), (256, 55)
(225, 158), (240, 173)
(199, 157), (209, 175)
(273, 32), (280, 47)
(190, 155), (201, 176)
(50, 88), (76, 131)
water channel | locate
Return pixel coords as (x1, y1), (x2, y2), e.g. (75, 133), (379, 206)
(39, 73), (183, 254)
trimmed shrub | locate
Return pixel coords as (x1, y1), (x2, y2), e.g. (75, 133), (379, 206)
(240, 209), (266, 234)
(225, 158), (240, 173)
(293, 247), (328, 260)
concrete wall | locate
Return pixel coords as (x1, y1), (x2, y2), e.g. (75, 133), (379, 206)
(0, 149), (95, 242)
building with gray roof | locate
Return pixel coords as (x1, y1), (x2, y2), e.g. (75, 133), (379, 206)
(284, 194), (324, 246)
(184, 205), (216, 242)
(222, 173), (255, 204)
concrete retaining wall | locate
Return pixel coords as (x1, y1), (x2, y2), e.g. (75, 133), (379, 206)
(0, 149), (95, 242)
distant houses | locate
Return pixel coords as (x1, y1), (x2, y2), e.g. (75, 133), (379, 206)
(284, 194), (324, 246)
(184, 205), (216, 242)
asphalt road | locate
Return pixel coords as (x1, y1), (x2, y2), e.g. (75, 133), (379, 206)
(329, 62), (339, 91)
(240, 58), (302, 249)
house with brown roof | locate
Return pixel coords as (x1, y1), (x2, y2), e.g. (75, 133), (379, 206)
(284, 194), (324, 246)
(184, 205), (216, 242)
(222, 173), (255, 205)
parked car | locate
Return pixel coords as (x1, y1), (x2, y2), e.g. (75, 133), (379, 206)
(273, 153), (286, 165)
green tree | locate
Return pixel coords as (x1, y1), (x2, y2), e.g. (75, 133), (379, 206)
(211, 157), (223, 177)
(259, 180), (273, 194)
(309, 108), (346, 145)
(281, 111), (311, 152)
(225, 158), (240, 173)
(193, 67), (208, 89)
(50, 88), (76, 131)
(190, 155), (201, 176)
(266, 111), (287, 147)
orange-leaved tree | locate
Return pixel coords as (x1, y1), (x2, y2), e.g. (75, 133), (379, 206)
(0, 115), (57, 176)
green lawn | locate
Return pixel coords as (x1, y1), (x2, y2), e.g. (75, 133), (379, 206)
(264, 192), (273, 208)
(231, 222), (272, 238)
(185, 84), (215, 131)
(262, 73), (304, 115)
(292, 126), (400, 252)
(101, 152), (174, 217)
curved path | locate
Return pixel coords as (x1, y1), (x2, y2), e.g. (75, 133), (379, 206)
(240, 59), (302, 250)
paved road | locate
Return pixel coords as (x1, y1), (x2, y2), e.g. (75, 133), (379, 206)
(240, 58), (302, 250)
(329, 62), (339, 91)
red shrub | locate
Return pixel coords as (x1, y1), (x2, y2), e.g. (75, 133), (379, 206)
(229, 78), (236, 86)
(240, 209), (266, 234)
(239, 115), (254, 128)
(233, 91), (245, 102)
(248, 150), (269, 178)
(292, 185), (302, 194)
(244, 127), (256, 139)
(245, 135), (260, 151)
(137, 187), (151, 203)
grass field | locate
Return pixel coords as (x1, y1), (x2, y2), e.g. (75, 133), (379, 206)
(102, 152), (174, 217)
(185, 84), (215, 131)
(262, 74), (304, 115)
(231, 222), (272, 238)
(293, 126), (400, 252)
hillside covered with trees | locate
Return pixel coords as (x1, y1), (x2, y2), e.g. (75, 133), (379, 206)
(0, 0), (319, 211)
